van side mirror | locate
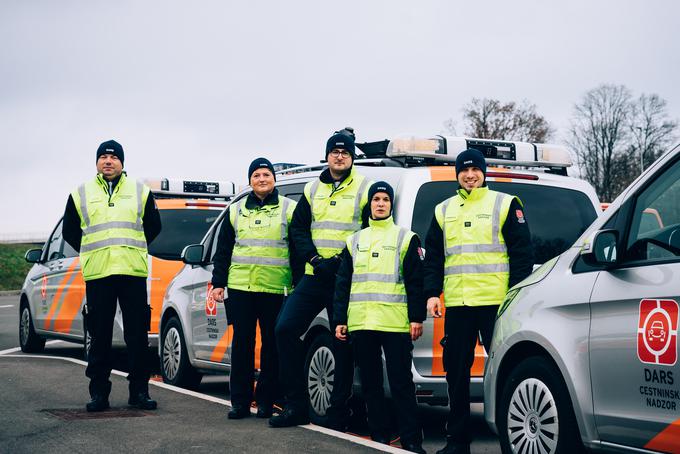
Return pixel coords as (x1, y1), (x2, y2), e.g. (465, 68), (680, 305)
(25, 248), (43, 264)
(580, 230), (619, 266)
(181, 244), (205, 265)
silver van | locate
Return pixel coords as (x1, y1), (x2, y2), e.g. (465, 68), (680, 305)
(159, 136), (601, 425)
(484, 144), (680, 453)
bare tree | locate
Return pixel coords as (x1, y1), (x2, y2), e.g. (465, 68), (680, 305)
(568, 85), (633, 202)
(569, 85), (678, 202)
(446, 98), (553, 143)
(628, 94), (678, 171)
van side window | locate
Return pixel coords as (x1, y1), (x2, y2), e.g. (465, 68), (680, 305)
(45, 221), (65, 261)
(625, 157), (680, 263)
(277, 183), (305, 202)
(411, 181), (598, 264)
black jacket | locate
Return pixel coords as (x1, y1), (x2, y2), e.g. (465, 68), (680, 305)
(63, 175), (161, 252)
(333, 232), (427, 327)
(210, 189), (300, 289)
(289, 167), (371, 265)
(423, 192), (533, 299)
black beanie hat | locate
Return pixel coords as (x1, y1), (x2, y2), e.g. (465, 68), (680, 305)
(455, 148), (486, 177)
(248, 157), (276, 181)
(96, 140), (124, 166)
(325, 133), (356, 160)
(367, 181), (395, 214)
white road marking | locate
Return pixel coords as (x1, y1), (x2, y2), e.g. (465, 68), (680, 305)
(0, 352), (408, 453)
(0, 305), (14, 308)
(0, 340), (64, 356)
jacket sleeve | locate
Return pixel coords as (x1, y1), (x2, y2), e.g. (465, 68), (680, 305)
(360, 203), (370, 228)
(62, 195), (82, 252)
(423, 215), (445, 299)
(332, 246), (353, 327)
(289, 195), (318, 263)
(403, 235), (426, 323)
(503, 198), (534, 288)
(210, 207), (236, 289)
(143, 192), (162, 245)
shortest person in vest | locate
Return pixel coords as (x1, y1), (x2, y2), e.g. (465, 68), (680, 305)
(210, 158), (296, 420)
(334, 181), (427, 454)
(423, 149), (533, 454)
(62, 140), (162, 412)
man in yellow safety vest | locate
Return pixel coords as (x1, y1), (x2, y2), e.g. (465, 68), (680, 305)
(63, 140), (162, 412)
(424, 149), (533, 454)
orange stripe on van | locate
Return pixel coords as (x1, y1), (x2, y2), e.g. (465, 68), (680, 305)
(53, 259), (85, 333)
(430, 167), (456, 182)
(149, 257), (183, 334)
(44, 260), (79, 330)
(210, 325), (233, 363)
(644, 418), (680, 453)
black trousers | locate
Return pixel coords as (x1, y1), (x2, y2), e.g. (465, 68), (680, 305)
(352, 330), (422, 445)
(443, 305), (498, 443)
(84, 275), (150, 398)
(274, 274), (353, 419)
(227, 288), (284, 408)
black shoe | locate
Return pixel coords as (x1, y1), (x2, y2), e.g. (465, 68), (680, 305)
(256, 406), (273, 418)
(128, 392), (157, 410)
(228, 405), (251, 419)
(86, 395), (110, 412)
(371, 435), (390, 444)
(268, 407), (310, 427)
(403, 443), (427, 454)
(435, 441), (469, 454)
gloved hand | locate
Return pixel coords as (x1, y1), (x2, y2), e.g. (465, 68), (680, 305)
(311, 256), (341, 281)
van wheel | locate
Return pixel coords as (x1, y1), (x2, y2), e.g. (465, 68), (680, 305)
(305, 332), (335, 424)
(498, 356), (583, 454)
(19, 303), (45, 353)
(160, 317), (202, 390)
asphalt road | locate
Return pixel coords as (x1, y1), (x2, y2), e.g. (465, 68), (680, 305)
(0, 294), (501, 453)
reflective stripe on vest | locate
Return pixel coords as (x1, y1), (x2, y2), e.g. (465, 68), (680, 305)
(436, 188), (513, 307)
(346, 219), (413, 333)
(73, 174), (149, 281)
(227, 196), (294, 294)
(304, 168), (370, 275)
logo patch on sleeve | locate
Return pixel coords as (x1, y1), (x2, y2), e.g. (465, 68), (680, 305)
(516, 209), (525, 224)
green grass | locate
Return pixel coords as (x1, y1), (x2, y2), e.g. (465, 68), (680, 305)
(0, 243), (40, 291)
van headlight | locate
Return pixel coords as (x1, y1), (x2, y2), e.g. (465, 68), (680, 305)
(497, 288), (521, 318)
(497, 255), (560, 318)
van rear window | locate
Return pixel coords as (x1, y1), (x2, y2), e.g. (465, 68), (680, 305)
(149, 209), (220, 260)
(411, 181), (598, 264)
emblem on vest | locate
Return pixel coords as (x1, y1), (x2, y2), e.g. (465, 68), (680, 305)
(464, 221), (471, 227)
(330, 201), (336, 206)
(372, 252), (379, 257)
(255, 220), (261, 224)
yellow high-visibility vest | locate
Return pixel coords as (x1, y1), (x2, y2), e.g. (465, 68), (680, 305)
(72, 174), (150, 281)
(303, 167), (371, 275)
(435, 186), (516, 307)
(346, 216), (414, 333)
(227, 196), (296, 294)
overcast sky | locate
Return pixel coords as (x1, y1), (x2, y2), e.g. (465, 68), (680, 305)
(1, 0), (679, 237)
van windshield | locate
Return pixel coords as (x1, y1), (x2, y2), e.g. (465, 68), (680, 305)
(411, 181), (598, 264)
(149, 209), (221, 260)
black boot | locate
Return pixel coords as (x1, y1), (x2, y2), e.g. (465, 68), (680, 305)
(86, 395), (110, 412)
(268, 406), (310, 427)
(435, 441), (470, 454)
(402, 443), (426, 454)
(228, 405), (251, 419)
(128, 392), (157, 410)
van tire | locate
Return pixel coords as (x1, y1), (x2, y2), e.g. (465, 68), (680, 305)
(160, 317), (202, 390)
(19, 303), (45, 353)
(304, 332), (335, 425)
(498, 356), (583, 454)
